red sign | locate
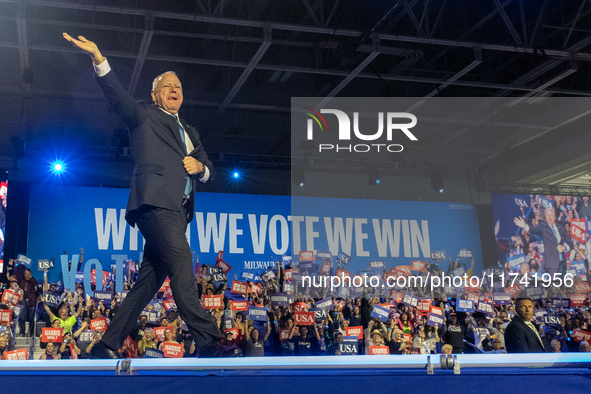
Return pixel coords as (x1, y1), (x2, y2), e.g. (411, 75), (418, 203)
(290, 302), (307, 313)
(573, 329), (591, 342)
(321, 262), (332, 274)
(418, 299), (431, 314)
(431, 306), (443, 315)
(397, 265), (412, 276)
(154, 326), (174, 342)
(569, 294), (586, 307)
(575, 282), (591, 294)
(0, 309), (12, 323)
(467, 291), (480, 303)
(230, 300), (249, 311)
(4, 348), (28, 360)
(123, 336), (138, 358)
(383, 272), (397, 283)
(163, 300), (177, 310)
(411, 261), (426, 272)
(1, 289), (20, 307)
(280, 328), (291, 341)
(90, 317), (108, 331)
(158, 277), (171, 293)
(571, 220), (587, 243)
(231, 280), (248, 294)
(403, 334), (412, 343)
(284, 269), (292, 281)
(216, 251), (224, 261)
(481, 293), (493, 303)
(224, 327), (239, 338)
(299, 251), (314, 262)
(91, 270), (110, 286)
(294, 311), (315, 325)
(370, 346), (390, 355)
(202, 295), (224, 309)
(216, 259), (232, 275)
(335, 270), (351, 280)
(346, 326), (363, 339)
(162, 342), (183, 358)
(41, 327), (63, 343)
(392, 291), (403, 303)
(504, 283), (522, 297)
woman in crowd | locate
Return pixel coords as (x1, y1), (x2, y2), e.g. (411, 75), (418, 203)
(245, 317), (271, 356)
(39, 341), (59, 360)
(59, 332), (81, 359)
(138, 327), (158, 357)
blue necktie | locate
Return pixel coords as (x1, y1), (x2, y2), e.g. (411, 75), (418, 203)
(174, 115), (192, 197)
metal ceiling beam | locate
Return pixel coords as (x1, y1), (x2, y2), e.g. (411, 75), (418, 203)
(127, 15), (154, 95)
(492, 0), (524, 46)
(402, 0), (425, 36)
(484, 183), (591, 196)
(508, 61), (578, 105)
(213, 28), (272, 119)
(4, 0), (591, 61)
(16, 2), (29, 90)
(563, 0), (587, 48)
(302, 0), (321, 27)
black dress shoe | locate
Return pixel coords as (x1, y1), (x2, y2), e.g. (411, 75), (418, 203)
(90, 341), (120, 359)
(199, 341), (242, 358)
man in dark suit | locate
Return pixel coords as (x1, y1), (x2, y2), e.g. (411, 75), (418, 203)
(514, 208), (571, 276)
(505, 297), (546, 353)
(63, 33), (236, 358)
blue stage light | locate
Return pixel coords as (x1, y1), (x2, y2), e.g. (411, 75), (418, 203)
(233, 172), (240, 178)
(51, 161), (65, 174)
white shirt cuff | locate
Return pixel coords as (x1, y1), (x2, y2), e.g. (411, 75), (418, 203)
(93, 58), (111, 77)
(198, 166), (210, 183)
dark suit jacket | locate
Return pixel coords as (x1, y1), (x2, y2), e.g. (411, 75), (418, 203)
(505, 315), (546, 353)
(95, 71), (214, 226)
(528, 222), (571, 270)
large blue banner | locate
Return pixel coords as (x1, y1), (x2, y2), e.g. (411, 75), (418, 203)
(27, 185), (483, 285)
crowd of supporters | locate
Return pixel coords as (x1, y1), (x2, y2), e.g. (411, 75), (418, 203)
(0, 251), (590, 360)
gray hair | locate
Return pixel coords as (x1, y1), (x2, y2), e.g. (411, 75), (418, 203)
(152, 71), (178, 91)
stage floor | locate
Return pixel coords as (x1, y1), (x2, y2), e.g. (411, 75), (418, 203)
(1, 354), (590, 394)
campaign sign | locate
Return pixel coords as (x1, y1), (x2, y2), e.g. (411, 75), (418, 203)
(283, 282), (294, 293)
(154, 326), (174, 341)
(294, 311), (315, 325)
(163, 300), (177, 311)
(402, 293), (419, 308)
(337, 252), (350, 265)
(338, 336), (358, 355)
(476, 302), (493, 314)
(397, 265), (412, 277)
(162, 342), (183, 358)
(316, 250), (332, 260)
(575, 282), (591, 294)
(120, 290), (129, 300)
(123, 336), (138, 358)
(90, 317), (108, 331)
(17, 254), (32, 268)
(93, 290), (113, 304)
(346, 326), (363, 339)
(430, 251), (446, 259)
(284, 269), (292, 281)
(42, 292), (60, 307)
(573, 329), (591, 343)
(77, 330), (94, 344)
(224, 318), (233, 330)
(1, 289), (19, 307)
(370, 304), (390, 322)
(75, 272), (84, 283)
(230, 300), (249, 312)
(525, 287), (544, 299)
(411, 261), (426, 272)
(310, 308), (327, 322)
(291, 302), (307, 313)
(281, 255), (292, 265)
(504, 284), (522, 298)
(571, 219), (587, 243)
(241, 271), (254, 281)
(261, 269), (277, 283)
(298, 262), (313, 272)
(450, 266), (466, 278)
(427, 313), (445, 327)
(455, 299), (474, 312)
(4, 349), (28, 360)
(467, 291), (480, 303)
(141, 310), (159, 324)
(544, 314), (561, 327)
(430, 306), (443, 316)
(248, 306), (268, 322)
(215, 259), (232, 275)
(202, 295), (224, 309)
(369, 260), (385, 269)
(38, 258), (55, 271)
(534, 309), (547, 323)
(569, 294), (586, 307)
(231, 280), (248, 294)
(417, 299), (431, 314)
(41, 327), (63, 343)
(299, 251), (315, 262)
(370, 346), (390, 355)
(279, 328), (292, 341)
(507, 254), (526, 270)
(144, 348), (164, 358)
(315, 298), (333, 311)
(270, 293), (291, 307)
(210, 267), (227, 285)
(459, 249), (473, 258)
(12, 305), (23, 319)
(320, 262), (332, 274)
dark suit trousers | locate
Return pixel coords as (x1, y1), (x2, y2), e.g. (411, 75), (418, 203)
(101, 205), (222, 350)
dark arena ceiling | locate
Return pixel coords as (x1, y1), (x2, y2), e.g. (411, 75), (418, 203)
(2, 0), (591, 194)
